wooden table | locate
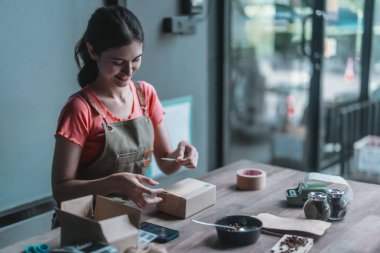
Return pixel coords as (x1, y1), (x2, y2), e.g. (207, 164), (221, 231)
(2, 160), (380, 253)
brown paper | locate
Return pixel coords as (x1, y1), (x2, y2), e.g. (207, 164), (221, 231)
(255, 213), (331, 236)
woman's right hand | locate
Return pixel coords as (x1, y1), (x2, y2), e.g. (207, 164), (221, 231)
(113, 172), (165, 208)
(52, 137), (165, 207)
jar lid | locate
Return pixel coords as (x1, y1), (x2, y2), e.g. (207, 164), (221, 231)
(308, 191), (327, 201)
(327, 188), (344, 198)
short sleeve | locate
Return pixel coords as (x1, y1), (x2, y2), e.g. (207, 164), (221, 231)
(55, 95), (91, 147)
(139, 81), (165, 127)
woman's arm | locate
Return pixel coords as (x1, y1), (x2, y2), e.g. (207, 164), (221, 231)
(153, 121), (198, 175)
(51, 137), (164, 208)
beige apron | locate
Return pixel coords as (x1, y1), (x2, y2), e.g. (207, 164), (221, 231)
(77, 83), (154, 182)
(52, 83), (154, 228)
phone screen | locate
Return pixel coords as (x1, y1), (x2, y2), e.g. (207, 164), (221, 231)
(140, 222), (179, 243)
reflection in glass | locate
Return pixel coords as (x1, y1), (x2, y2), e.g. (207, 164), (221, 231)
(227, 0), (313, 169)
(322, 0), (364, 165)
(226, 0), (365, 171)
(323, 0), (363, 104)
(370, 0), (380, 100)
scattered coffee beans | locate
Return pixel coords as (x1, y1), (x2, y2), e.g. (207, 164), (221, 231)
(271, 235), (309, 253)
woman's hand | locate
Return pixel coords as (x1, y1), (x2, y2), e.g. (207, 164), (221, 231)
(153, 122), (198, 174)
(52, 137), (165, 207)
(173, 140), (198, 168)
(114, 172), (166, 208)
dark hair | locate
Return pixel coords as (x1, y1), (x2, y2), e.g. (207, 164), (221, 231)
(75, 6), (144, 87)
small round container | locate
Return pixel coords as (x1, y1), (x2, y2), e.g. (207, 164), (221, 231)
(215, 215), (262, 246)
(327, 188), (347, 221)
(303, 192), (331, 221)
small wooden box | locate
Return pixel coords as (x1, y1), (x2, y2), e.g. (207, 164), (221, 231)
(157, 178), (216, 219)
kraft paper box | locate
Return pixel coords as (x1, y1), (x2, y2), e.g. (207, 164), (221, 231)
(353, 135), (380, 173)
(56, 195), (141, 251)
(157, 178), (216, 219)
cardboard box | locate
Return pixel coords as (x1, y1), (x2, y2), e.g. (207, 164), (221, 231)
(271, 132), (304, 161)
(157, 178), (216, 219)
(353, 135), (380, 173)
(56, 195), (141, 252)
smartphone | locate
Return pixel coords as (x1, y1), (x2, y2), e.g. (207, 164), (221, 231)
(140, 221), (179, 243)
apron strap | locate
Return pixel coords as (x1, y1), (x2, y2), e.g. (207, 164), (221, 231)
(77, 90), (114, 131)
(135, 81), (149, 118)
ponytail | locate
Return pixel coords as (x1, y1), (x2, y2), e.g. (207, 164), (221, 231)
(74, 6), (144, 88)
(74, 36), (98, 88)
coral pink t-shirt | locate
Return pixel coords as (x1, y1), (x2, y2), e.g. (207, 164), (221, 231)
(55, 81), (165, 167)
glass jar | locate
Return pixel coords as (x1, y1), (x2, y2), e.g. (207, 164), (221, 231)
(303, 192), (331, 221)
(327, 188), (347, 221)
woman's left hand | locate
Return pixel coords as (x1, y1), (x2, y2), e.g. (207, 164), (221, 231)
(174, 140), (198, 168)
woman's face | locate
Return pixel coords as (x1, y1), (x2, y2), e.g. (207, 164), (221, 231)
(93, 40), (143, 88)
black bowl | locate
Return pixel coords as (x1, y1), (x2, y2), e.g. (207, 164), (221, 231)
(215, 215), (262, 246)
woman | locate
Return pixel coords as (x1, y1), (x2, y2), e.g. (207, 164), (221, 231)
(51, 5), (198, 209)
